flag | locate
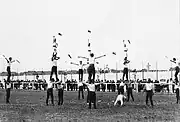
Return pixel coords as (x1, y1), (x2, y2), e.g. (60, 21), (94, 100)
(112, 52), (116, 55)
(88, 30), (91, 33)
(68, 54), (72, 59)
(58, 33), (62, 36)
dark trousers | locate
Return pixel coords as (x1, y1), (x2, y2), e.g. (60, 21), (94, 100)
(122, 68), (128, 81)
(6, 88), (11, 103)
(78, 86), (84, 100)
(175, 71), (179, 83)
(7, 66), (11, 82)
(127, 88), (134, 101)
(46, 88), (54, 105)
(50, 66), (59, 81)
(87, 88), (90, 103)
(87, 64), (95, 82)
(58, 89), (63, 105)
(176, 88), (179, 104)
(79, 69), (83, 81)
(89, 91), (96, 109)
(118, 86), (124, 95)
(146, 90), (153, 106)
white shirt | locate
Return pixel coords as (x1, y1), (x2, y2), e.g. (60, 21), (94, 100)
(7, 61), (13, 67)
(174, 85), (180, 89)
(47, 81), (53, 89)
(116, 94), (126, 101)
(123, 63), (128, 68)
(79, 64), (83, 69)
(6, 83), (11, 88)
(52, 60), (57, 66)
(120, 82), (125, 87)
(87, 83), (95, 92)
(57, 84), (64, 89)
(145, 83), (154, 91)
(78, 82), (83, 87)
(89, 57), (95, 64)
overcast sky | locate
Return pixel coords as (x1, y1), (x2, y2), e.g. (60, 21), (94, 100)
(0, 0), (180, 73)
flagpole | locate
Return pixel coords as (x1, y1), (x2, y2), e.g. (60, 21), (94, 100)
(33, 68), (35, 81)
(24, 68), (26, 81)
(17, 68), (19, 80)
(147, 62), (151, 80)
(170, 61), (173, 79)
(42, 68), (44, 80)
(112, 52), (118, 82)
(156, 61), (158, 81)
(61, 71), (62, 82)
(142, 61), (144, 80)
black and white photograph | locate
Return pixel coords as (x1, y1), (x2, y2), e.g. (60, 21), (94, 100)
(0, 0), (180, 121)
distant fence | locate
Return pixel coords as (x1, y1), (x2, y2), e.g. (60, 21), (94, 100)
(0, 82), (176, 93)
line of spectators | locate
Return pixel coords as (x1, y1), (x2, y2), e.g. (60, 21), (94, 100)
(0, 78), (177, 93)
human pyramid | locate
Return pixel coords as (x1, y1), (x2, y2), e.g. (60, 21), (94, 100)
(2, 30), (180, 108)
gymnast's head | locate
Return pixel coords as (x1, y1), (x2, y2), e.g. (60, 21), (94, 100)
(90, 53), (94, 58)
(9, 57), (12, 61)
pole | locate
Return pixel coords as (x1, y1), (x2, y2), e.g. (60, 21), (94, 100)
(61, 72), (62, 81)
(156, 61), (158, 81)
(42, 68), (44, 80)
(147, 62), (151, 79)
(24, 69), (26, 81)
(33, 69), (35, 81)
(142, 61), (144, 80)
(17, 68), (19, 80)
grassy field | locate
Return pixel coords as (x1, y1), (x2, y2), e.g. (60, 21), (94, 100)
(0, 89), (180, 122)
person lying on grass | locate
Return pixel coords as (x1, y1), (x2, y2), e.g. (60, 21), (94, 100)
(114, 92), (127, 106)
